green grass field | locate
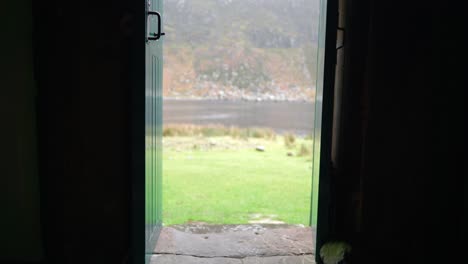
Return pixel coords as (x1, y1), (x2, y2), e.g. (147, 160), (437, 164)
(162, 135), (319, 226)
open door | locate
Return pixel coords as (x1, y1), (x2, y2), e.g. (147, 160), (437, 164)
(131, 0), (164, 263)
(145, 0), (164, 261)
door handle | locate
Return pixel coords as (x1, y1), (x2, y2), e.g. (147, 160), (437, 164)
(148, 11), (165, 41)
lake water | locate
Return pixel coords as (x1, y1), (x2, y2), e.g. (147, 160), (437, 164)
(163, 100), (318, 135)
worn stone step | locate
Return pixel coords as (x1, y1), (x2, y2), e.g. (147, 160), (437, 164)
(154, 224), (315, 258)
(150, 255), (316, 264)
(244, 256), (315, 264)
(150, 255), (240, 264)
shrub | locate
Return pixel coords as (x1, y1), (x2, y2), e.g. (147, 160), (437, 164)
(163, 127), (177, 137)
(245, 127), (276, 139)
(284, 133), (296, 148)
(201, 125), (227, 137)
(263, 128), (277, 140)
(251, 128), (263, 138)
(297, 143), (311, 157)
(229, 126), (241, 138)
(163, 124), (277, 140)
(163, 124), (199, 136)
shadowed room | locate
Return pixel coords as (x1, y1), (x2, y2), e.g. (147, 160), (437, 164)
(0, 0), (465, 264)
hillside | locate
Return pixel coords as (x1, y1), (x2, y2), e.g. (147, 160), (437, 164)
(163, 0), (320, 101)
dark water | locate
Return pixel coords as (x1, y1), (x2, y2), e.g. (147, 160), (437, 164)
(163, 100), (318, 135)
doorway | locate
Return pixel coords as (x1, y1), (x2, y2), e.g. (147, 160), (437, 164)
(133, 0), (336, 263)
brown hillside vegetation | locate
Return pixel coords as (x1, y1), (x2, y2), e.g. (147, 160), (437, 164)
(163, 0), (320, 101)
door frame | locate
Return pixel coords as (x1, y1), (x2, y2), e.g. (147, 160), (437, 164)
(130, 0), (339, 263)
(130, 1), (147, 263)
(313, 0), (339, 261)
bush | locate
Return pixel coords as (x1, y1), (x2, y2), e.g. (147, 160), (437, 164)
(201, 125), (227, 137)
(163, 127), (177, 137)
(248, 127), (275, 139)
(297, 143), (311, 157)
(163, 124), (276, 140)
(163, 124), (199, 136)
(229, 126), (241, 138)
(251, 128), (264, 138)
(263, 128), (277, 140)
(284, 133), (296, 148)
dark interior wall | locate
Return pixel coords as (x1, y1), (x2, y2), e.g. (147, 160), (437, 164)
(0, 1), (136, 262)
(0, 1), (44, 262)
(33, 1), (134, 263)
(360, 2), (435, 260)
(1, 0), (465, 263)
(331, 1), (465, 263)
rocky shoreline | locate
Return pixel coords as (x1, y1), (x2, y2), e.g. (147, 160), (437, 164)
(164, 96), (313, 102)
(165, 83), (316, 102)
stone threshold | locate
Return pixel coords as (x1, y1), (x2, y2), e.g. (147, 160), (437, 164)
(152, 224), (316, 264)
(150, 254), (316, 264)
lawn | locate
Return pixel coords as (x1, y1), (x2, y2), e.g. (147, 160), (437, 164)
(162, 135), (319, 226)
